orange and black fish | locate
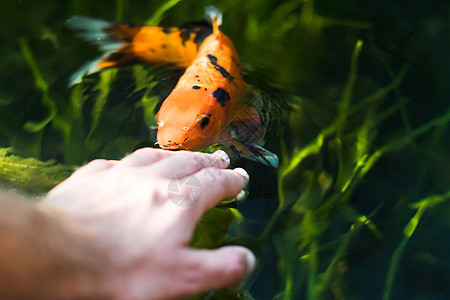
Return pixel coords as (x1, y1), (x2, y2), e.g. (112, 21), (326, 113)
(69, 6), (278, 167)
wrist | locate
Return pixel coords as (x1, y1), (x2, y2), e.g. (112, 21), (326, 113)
(32, 203), (116, 300)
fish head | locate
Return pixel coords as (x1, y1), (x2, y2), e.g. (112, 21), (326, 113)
(156, 88), (223, 150)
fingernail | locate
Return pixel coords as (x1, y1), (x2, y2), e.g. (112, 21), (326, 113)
(233, 167), (249, 188)
(236, 189), (248, 201)
(229, 246), (256, 275)
(213, 150), (230, 164)
(245, 251), (256, 274)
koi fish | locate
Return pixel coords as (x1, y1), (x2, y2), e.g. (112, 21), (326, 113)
(68, 6), (278, 167)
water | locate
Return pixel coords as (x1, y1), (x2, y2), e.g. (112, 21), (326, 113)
(1, 0), (449, 299)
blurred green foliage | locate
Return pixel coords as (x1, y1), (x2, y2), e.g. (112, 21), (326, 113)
(0, 0), (449, 299)
(0, 147), (73, 195)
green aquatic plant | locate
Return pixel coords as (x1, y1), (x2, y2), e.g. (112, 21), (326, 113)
(271, 33), (450, 297)
(383, 190), (450, 300)
(144, 0), (183, 25)
(0, 147), (73, 195)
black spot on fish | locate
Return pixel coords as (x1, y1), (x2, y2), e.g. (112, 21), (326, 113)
(192, 85), (201, 90)
(193, 25), (213, 46)
(207, 54), (218, 64)
(162, 44), (167, 49)
(162, 27), (172, 34)
(178, 21), (212, 47)
(106, 25), (135, 43)
(199, 116), (210, 129)
(207, 54), (234, 80)
(179, 29), (190, 45)
(204, 88), (207, 91)
(212, 88), (230, 107)
(193, 30), (211, 46)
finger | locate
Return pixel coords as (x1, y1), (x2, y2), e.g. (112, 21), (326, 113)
(173, 246), (256, 298)
(163, 165), (248, 238)
(194, 167), (248, 212)
(154, 150), (230, 178)
(118, 147), (176, 167)
(167, 167), (248, 227)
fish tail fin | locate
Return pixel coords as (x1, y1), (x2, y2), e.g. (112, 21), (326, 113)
(225, 139), (279, 168)
(67, 16), (140, 85)
(205, 5), (222, 34)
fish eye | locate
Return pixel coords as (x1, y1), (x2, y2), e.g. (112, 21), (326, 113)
(196, 114), (210, 129)
(196, 114), (207, 122)
(183, 126), (189, 130)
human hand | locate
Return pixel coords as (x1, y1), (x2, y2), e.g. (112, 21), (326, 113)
(39, 148), (254, 300)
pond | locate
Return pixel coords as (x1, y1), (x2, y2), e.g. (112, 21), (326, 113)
(1, 0), (449, 299)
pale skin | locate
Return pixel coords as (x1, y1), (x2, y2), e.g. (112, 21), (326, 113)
(0, 148), (254, 300)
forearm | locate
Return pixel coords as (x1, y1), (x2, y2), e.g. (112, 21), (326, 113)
(0, 189), (111, 300)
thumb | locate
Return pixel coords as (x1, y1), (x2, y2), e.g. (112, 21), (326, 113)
(178, 246), (256, 296)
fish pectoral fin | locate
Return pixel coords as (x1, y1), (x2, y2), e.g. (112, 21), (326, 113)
(230, 104), (265, 143)
(225, 139), (279, 168)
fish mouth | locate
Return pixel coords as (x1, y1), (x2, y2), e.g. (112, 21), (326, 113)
(159, 141), (183, 149)
(159, 142), (196, 151)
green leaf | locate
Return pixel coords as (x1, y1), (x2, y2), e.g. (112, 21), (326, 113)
(145, 0), (183, 26)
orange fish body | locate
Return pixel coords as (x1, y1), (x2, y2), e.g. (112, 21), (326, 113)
(69, 6), (278, 167)
(156, 8), (246, 151)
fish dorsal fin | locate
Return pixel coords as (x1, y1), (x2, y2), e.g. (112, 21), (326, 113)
(205, 5), (222, 34)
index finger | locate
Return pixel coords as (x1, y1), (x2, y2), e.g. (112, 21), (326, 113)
(153, 150), (230, 179)
(194, 167), (249, 212)
(117, 147), (177, 167)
